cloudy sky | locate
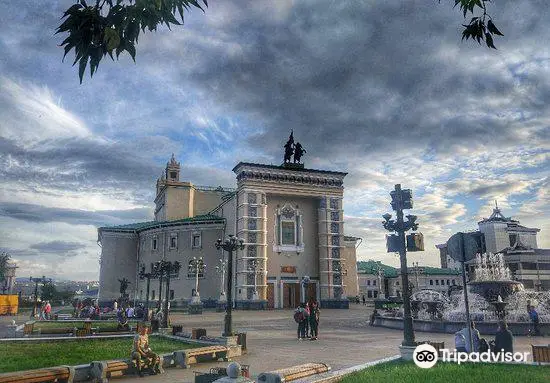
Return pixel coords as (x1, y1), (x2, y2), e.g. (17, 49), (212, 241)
(1, 0), (549, 281)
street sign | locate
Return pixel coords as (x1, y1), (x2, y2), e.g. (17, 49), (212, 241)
(446, 232), (478, 263)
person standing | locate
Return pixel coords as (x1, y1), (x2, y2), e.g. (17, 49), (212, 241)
(309, 299), (320, 340)
(362, 295), (366, 305)
(44, 301), (52, 320)
(493, 321), (514, 354)
(458, 321), (480, 352)
(294, 304), (307, 340)
(304, 302), (310, 338)
(529, 306), (541, 336)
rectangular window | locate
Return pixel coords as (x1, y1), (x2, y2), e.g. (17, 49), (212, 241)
(446, 279), (450, 285)
(373, 280), (377, 286)
(248, 219), (257, 230)
(331, 211), (339, 221)
(331, 223), (339, 233)
(367, 280), (371, 286)
(281, 221), (295, 245)
(436, 280), (439, 285)
(441, 280), (445, 285)
(140, 290), (143, 299)
(452, 280), (456, 285)
(331, 248), (340, 258)
(330, 198), (339, 209)
(248, 232), (257, 243)
(373, 290), (378, 298)
(248, 193), (257, 204)
(332, 236), (340, 246)
(430, 279), (433, 285)
(151, 290), (155, 300)
(169, 290), (174, 300)
(319, 198), (326, 208)
(367, 290), (372, 298)
(152, 237), (158, 250)
(249, 206), (257, 217)
(170, 234), (177, 249)
(192, 233), (201, 248)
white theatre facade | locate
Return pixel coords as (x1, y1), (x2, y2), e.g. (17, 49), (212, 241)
(98, 156), (359, 309)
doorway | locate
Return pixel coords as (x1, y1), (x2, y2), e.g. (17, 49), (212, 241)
(283, 283), (300, 308)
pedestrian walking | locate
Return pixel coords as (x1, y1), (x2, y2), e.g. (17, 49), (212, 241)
(44, 301), (52, 320)
(362, 295), (366, 305)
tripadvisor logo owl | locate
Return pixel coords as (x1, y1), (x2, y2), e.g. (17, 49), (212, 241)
(413, 344), (438, 368)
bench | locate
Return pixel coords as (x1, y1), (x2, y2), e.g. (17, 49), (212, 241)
(174, 346), (229, 368)
(418, 341), (445, 356)
(23, 323), (35, 336)
(532, 344), (550, 365)
(90, 360), (132, 383)
(0, 366), (74, 383)
(257, 363), (331, 383)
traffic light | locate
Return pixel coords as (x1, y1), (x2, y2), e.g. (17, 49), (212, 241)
(386, 234), (401, 252)
(390, 189), (413, 211)
(406, 233), (425, 252)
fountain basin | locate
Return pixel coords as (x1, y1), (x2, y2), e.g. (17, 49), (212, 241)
(372, 316), (550, 335)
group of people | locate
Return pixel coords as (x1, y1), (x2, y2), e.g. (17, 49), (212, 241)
(455, 320), (514, 354)
(294, 299), (320, 340)
(36, 300), (52, 320)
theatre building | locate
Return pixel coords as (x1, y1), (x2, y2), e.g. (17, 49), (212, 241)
(98, 143), (359, 309)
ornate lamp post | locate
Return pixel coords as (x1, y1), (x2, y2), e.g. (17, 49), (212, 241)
(216, 235), (245, 337)
(151, 260), (181, 328)
(376, 262), (385, 299)
(301, 276), (311, 304)
(189, 257), (206, 304)
(247, 259), (263, 301)
(382, 184), (419, 348)
(215, 258), (227, 302)
(138, 263), (154, 319)
(29, 275), (51, 319)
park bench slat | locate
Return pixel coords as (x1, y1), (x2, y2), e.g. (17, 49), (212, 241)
(532, 344), (550, 364)
(0, 367), (70, 383)
(258, 363), (331, 383)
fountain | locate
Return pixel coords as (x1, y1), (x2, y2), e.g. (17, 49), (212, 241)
(373, 253), (550, 335)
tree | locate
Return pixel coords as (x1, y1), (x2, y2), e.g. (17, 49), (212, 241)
(0, 252), (10, 284)
(57, 0), (208, 83)
(40, 281), (58, 302)
(58, 0), (504, 83)
(445, 0), (504, 49)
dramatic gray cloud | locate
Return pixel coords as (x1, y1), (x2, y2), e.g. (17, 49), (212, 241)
(1, 0), (549, 279)
(29, 240), (85, 256)
(0, 203), (153, 227)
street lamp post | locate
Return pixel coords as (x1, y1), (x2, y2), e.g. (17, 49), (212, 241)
(382, 184), (419, 348)
(151, 260), (181, 328)
(29, 276), (51, 319)
(138, 264), (154, 319)
(216, 235), (244, 337)
(215, 258), (227, 302)
(189, 257), (206, 303)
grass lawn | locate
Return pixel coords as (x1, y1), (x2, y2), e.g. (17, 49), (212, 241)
(31, 320), (139, 332)
(0, 336), (196, 373)
(340, 360), (550, 383)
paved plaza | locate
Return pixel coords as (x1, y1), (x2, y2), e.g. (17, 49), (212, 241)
(0, 305), (543, 382)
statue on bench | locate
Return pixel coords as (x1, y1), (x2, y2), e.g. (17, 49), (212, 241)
(132, 323), (163, 376)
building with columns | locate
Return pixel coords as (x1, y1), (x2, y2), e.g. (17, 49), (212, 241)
(98, 149), (359, 309)
(436, 203), (549, 291)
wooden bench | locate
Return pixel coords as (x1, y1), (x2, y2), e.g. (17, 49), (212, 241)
(0, 366), (73, 383)
(532, 344), (550, 365)
(257, 363), (331, 383)
(23, 323), (35, 336)
(174, 346), (229, 368)
(90, 360), (132, 383)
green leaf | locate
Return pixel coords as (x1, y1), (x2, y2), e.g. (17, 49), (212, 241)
(487, 20), (504, 36)
(485, 32), (496, 49)
(78, 56), (88, 84)
(126, 42), (136, 62)
(104, 27), (121, 51)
